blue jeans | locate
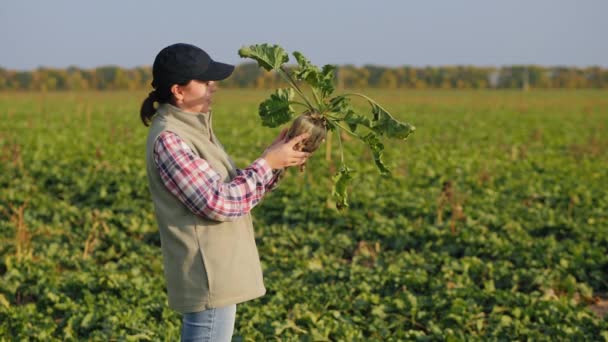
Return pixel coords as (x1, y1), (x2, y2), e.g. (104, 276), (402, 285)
(181, 304), (236, 342)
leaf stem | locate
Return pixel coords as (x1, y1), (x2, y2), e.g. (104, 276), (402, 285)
(310, 88), (324, 110)
(341, 92), (400, 120)
(323, 113), (341, 121)
(330, 120), (360, 139)
(279, 67), (315, 110)
(335, 125), (345, 164)
(288, 101), (310, 108)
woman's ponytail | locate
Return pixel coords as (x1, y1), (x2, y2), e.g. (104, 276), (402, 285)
(140, 90), (158, 127)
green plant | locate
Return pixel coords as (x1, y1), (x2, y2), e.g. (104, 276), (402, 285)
(239, 43), (416, 208)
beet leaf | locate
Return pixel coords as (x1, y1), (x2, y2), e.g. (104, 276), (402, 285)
(258, 88), (295, 127)
(239, 43), (415, 209)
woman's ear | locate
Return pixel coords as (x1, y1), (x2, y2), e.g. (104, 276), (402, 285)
(170, 84), (183, 103)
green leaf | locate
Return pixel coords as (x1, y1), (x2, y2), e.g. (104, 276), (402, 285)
(0, 294), (10, 308)
(307, 258), (323, 270)
(332, 165), (355, 209)
(328, 96), (353, 114)
(319, 64), (337, 97)
(372, 304), (388, 318)
(292, 52), (315, 78)
(344, 112), (372, 133)
(258, 88), (295, 127)
(292, 51), (336, 98)
(499, 315), (512, 326)
(329, 96), (356, 130)
(361, 133), (390, 176)
(81, 312), (94, 328)
(370, 104), (415, 139)
(328, 96), (373, 133)
(238, 44), (289, 71)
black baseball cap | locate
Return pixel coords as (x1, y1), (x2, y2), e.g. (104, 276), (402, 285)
(151, 43), (235, 88)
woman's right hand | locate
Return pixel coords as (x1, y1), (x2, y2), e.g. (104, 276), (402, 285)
(262, 130), (311, 170)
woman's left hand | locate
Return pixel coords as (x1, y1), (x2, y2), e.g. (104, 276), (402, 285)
(262, 129), (311, 170)
(273, 128), (307, 172)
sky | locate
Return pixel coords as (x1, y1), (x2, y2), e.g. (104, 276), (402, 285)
(1, 0), (607, 70)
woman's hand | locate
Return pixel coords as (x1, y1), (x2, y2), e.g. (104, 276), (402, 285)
(262, 128), (311, 170)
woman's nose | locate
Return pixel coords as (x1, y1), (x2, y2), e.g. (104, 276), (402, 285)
(208, 81), (218, 92)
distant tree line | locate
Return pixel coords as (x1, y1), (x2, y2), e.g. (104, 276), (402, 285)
(1, 64), (607, 91)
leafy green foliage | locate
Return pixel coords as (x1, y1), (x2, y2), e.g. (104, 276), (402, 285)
(1, 90), (607, 340)
(370, 103), (415, 139)
(361, 133), (390, 175)
(328, 96), (356, 119)
(343, 112), (369, 133)
(240, 44), (415, 207)
(331, 165), (355, 209)
(238, 44), (289, 71)
(258, 88), (295, 127)
(292, 51), (336, 98)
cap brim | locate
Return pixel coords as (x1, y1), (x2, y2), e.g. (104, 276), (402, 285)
(195, 60), (235, 81)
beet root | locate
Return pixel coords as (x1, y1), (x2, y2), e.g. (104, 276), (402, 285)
(273, 112), (327, 177)
(285, 112), (327, 153)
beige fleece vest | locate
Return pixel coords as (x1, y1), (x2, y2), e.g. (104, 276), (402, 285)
(145, 103), (265, 314)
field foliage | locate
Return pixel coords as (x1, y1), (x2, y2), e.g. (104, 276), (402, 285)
(0, 89), (607, 340)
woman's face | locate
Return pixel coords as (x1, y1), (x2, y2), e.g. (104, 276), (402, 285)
(173, 79), (217, 113)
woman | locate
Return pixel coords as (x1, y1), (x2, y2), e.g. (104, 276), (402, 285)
(141, 43), (311, 341)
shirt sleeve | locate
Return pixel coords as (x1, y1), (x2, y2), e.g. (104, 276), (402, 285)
(153, 131), (275, 222)
(237, 167), (283, 192)
(266, 169), (283, 192)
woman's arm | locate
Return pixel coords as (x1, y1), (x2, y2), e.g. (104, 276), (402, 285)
(266, 169), (283, 191)
(238, 167), (282, 192)
(153, 131), (275, 222)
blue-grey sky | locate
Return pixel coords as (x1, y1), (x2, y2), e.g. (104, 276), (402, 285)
(1, 0), (606, 70)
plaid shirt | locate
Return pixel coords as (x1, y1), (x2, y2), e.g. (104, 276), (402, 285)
(153, 131), (282, 221)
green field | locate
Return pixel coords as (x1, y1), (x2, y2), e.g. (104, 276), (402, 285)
(1, 89), (607, 340)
